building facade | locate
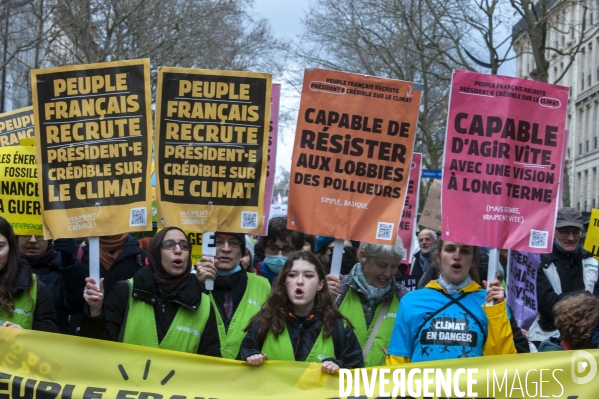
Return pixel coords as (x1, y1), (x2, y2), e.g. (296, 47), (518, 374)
(513, 1), (599, 212)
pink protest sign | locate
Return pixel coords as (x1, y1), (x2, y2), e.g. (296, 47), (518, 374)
(442, 70), (568, 252)
(398, 152), (422, 262)
(259, 83), (280, 235)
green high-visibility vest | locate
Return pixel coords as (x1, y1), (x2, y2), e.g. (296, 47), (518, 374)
(261, 322), (335, 362)
(210, 273), (270, 359)
(122, 279), (210, 353)
(338, 288), (398, 366)
(0, 278), (37, 330)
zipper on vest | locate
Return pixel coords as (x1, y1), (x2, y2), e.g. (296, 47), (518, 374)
(294, 322), (302, 356)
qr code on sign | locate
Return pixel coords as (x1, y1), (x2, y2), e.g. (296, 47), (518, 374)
(130, 208), (147, 226)
(376, 222), (394, 240)
(241, 212), (258, 229)
(529, 229), (548, 248)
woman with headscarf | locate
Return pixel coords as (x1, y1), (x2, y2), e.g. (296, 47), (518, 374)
(81, 227), (220, 356)
(0, 216), (58, 332)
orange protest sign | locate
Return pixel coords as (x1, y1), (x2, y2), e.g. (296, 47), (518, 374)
(288, 68), (422, 244)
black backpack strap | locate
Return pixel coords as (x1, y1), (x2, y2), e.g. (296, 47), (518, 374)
(437, 290), (487, 344)
(414, 291), (470, 340)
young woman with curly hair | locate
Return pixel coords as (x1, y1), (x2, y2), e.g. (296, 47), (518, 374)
(539, 292), (599, 351)
(239, 250), (363, 373)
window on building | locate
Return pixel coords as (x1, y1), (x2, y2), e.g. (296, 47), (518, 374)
(570, 86), (573, 97)
(592, 11), (594, 25)
(562, 35), (565, 46)
(585, 200), (588, 211)
(594, 198), (596, 209)
(595, 136), (598, 148)
(577, 201), (580, 210)
(588, 75), (592, 87)
(582, 73), (585, 90)
(597, 67), (599, 81)
(580, 142), (583, 154)
(587, 140), (590, 151)
(568, 147), (571, 158)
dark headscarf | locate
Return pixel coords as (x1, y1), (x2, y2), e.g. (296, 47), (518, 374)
(148, 227), (192, 295)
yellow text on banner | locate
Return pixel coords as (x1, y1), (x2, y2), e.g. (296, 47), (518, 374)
(31, 59), (153, 238)
(154, 67), (271, 234)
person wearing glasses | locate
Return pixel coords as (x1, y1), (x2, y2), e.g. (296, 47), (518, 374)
(529, 207), (599, 347)
(81, 227), (220, 356)
(195, 232), (270, 359)
(334, 238), (409, 367)
(255, 217), (306, 284)
(0, 217), (58, 332)
(17, 233), (85, 334)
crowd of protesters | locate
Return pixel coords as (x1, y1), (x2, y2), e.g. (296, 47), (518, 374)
(0, 206), (598, 371)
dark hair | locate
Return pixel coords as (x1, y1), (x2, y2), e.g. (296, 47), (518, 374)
(554, 293), (599, 349)
(0, 216), (32, 315)
(245, 250), (351, 341)
(263, 217), (305, 251)
(432, 239), (481, 285)
(304, 234), (317, 252)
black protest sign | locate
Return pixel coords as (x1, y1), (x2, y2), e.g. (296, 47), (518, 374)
(155, 68), (271, 233)
(32, 59), (153, 237)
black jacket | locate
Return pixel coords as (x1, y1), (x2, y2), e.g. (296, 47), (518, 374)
(28, 251), (86, 333)
(239, 312), (364, 368)
(81, 234), (147, 298)
(10, 260), (59, 332)
(80, 266), (221, 357)
(410, 251), (427, 287)
(508, 306), (531, 353)
(537, 245), (599, 330)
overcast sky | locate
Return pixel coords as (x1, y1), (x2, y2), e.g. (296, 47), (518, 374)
(253, 0), (307, 176)
(251, 0), (516, 179)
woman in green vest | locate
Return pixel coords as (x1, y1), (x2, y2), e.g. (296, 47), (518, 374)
(333, 237), (409, 367)
(239, 250), (363, 372)
(81, 227), (220, 356)
(195, 232), (270, 359)
(0, 216), (58, 332)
